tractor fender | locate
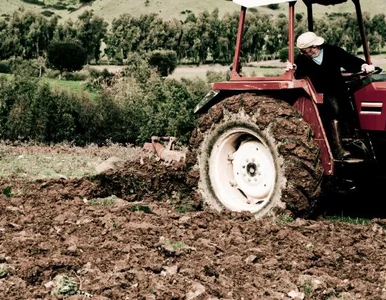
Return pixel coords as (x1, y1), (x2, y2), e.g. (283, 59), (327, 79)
(194, 85), (334, 175)
(194, 90), (221, 114)
(292, 94), (334, 175)
(194, 77), (324, 115)
(194, 90), (241, 114)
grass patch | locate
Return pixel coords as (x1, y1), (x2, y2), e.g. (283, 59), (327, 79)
(166, 239), (185, 250)
(41, 77), (98, 99)
(90, 195), (117, 206)
(0, 153), (96, 179)
(0, 142), (146, 180)
(274, 213), (294, 225)
(130, 204), (153, 214)
(325, 215), (371, 225)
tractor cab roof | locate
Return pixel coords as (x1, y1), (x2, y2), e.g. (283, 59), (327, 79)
(233, 0), (348, 8)
(230, 0), (371, 78)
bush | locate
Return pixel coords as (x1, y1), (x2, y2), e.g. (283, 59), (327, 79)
(1, 57), (43, 77)
(0, 61), (11, 74)
(100, 61), (200, 145)
(0, 76), (98, 145)
(63, 70), (89, 81)
(278, 47), (289, 62)
(8, 57), (42, 77)
(0, 58), (203, 146)
(41, 10), (55, 17)
(267, 4), (280, 10)
(206, 70), (229, 83)
(123, 53), (155, 85)
(47, 41), (87, 75)
(21, 0), (44, 6)
(147, 50), (178, 77)
(43, 68), (61, 79)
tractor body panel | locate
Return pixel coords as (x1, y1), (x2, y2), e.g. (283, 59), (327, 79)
(354, 77), (386, 131)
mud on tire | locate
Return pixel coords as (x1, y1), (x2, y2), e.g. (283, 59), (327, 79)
(189, 93), (323, 219)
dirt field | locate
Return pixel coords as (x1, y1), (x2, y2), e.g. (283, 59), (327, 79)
(1, 145), (386, 299)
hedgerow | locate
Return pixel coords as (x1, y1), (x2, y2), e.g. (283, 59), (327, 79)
(0, 60), (209, 146)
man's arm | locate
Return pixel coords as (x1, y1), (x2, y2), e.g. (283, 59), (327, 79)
(336, 45), (374, 73)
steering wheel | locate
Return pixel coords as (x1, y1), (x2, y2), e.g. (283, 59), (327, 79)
(344, 66), (382, 81)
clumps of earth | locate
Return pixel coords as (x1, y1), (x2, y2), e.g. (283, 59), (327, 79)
(1, 151), (386, 299)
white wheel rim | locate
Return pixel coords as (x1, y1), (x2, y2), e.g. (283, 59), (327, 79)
(208, 127), (276, 213)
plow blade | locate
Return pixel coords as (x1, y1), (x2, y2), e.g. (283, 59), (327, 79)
(143, 136), (186, 163)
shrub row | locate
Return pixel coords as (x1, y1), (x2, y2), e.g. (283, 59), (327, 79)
(0, 61), (211, 146)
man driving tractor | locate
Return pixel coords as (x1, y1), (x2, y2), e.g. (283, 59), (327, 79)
(287, 31), (375, 160)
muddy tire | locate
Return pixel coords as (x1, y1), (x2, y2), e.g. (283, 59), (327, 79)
(190, 93), (323, 218)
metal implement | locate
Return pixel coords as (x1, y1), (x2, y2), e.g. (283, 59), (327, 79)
(143, 136), (186, 163)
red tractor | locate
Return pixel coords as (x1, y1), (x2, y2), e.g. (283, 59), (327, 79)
(189, 0), (386, 218)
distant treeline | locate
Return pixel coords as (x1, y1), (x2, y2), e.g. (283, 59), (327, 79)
(0, 7), (385, 65)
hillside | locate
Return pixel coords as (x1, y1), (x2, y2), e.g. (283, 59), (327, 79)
(0, 0), (384, 24)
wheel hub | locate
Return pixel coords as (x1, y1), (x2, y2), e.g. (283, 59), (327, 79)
(232, 141), (274, 201)
(207, 129), (276, 213)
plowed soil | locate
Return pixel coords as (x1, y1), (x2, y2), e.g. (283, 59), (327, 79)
(1, 146), (386, 300)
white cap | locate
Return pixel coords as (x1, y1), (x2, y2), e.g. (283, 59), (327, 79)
(296, 32), (324, 49)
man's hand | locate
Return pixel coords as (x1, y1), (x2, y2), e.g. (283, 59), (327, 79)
(361, 63), (375, 73)
(285, 60), (296, 72)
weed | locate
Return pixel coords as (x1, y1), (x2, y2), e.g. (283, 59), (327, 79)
(302, 279), (313, 297)
(274, 213), (294, 225)
(170, 191), (198, 213)
(90, 195), (117, 206)
(110, 218), (116, 228)
(51, 274), (78, 297)
(166, 240), (185, 250)
(130, 204), (153, 214)
(0, 264), (8, 278)
(326, 215), (371, 225)
(175, 206), (188, 213)
(3, 185), (12, 198)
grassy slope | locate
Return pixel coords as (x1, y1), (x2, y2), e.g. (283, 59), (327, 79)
(0, 0), (384, 23)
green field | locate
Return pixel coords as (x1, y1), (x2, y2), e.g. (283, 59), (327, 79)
(0, 0), (384, 24)
(41, 77), (100, 99)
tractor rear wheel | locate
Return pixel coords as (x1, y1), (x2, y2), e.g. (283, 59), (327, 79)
(190, 93), (323, 219)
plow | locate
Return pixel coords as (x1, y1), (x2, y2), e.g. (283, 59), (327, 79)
(143, 136), (186, 164)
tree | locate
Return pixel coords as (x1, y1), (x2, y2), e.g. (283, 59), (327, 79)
(148, 50), (177, 76)
(105, 14), (141, 62)
(47, 41), (87, 77)
(75, 11), (108, 64)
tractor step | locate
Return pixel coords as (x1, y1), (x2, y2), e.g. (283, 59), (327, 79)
(334, 157), (364, 164)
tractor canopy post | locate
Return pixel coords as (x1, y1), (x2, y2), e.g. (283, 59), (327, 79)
(352, 0), (371, 64)
(305, 1), (314, 31)
(230, 6), (247, 79)
(288, 1), (296, 72)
